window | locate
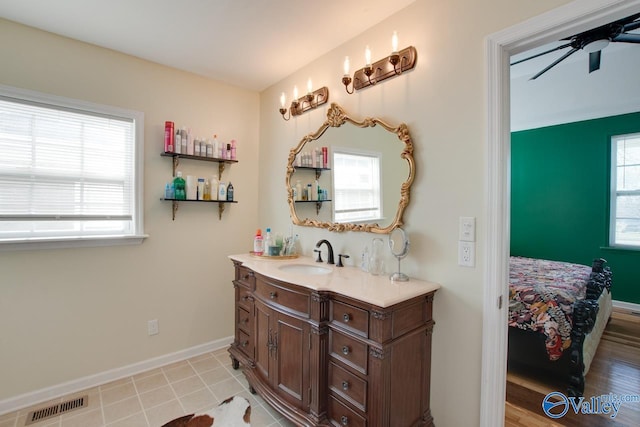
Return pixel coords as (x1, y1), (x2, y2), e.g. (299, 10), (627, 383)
(332, 149), (382, 223)
(610, 133), (640, 248)
(0, 85), (145, 250)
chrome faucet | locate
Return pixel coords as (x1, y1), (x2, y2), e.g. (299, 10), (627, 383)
(315, 239), (334, 265)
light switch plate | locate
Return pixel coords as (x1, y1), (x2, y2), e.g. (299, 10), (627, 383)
(459, 216), (476, 242)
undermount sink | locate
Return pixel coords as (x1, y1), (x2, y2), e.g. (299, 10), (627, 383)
(278, 264), (332, 276)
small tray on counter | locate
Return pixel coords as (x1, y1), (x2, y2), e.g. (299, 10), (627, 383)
(249, 251), (299, 260)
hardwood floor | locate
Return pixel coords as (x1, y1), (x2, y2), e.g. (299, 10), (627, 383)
(505, 309), (640, 427)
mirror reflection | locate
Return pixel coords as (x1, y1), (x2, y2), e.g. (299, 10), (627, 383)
(286, 103), (415, 234)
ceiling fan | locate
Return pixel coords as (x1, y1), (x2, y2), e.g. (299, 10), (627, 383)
(512, 12), (640, 80)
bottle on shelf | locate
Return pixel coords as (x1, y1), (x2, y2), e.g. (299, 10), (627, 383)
(173, 171), (186, 200)
(295, 180), (302, 201)
(164, 182), (174, 199)
(227, 182), (234, 201)
(218, 181), (227, 200)
(210, 175), (219, 201)
(175, 128), (182, 154)
(164, 121), (174, 153)
(253, 229), (264, 255)
(203, 179), (211, 200)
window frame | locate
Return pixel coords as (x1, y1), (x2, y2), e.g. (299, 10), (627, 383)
(331, 147), (383, 224)
(0, 84), (146, 251)
(609, 132), (640, 249)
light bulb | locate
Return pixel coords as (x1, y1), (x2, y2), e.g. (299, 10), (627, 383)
(343, 56), (350, 76)
(392, 31), (399, 53)
(365, 46), (372, 66)
(307, 78), (313, 94)
(280, 92), (286, 108)
(293, 86), (298, 100)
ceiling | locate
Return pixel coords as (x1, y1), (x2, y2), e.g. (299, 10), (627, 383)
(0, 0), (416, 91)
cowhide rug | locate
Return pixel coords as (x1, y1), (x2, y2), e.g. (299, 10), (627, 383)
(161, 396), (251, 427)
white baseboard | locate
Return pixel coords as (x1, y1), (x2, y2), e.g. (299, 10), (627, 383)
(0, 336), (233, 416)
(613, 300), (640, 314)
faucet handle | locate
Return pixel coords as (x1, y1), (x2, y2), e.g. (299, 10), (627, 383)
(337, 254), (350, 267)
(314, 249), (323, 263)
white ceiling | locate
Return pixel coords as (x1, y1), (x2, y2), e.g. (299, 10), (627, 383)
(0, 0), (416, 91)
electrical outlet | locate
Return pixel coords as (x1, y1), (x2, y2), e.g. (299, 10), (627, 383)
(148, 319), (159, 336)
(458, 241), (475, 267)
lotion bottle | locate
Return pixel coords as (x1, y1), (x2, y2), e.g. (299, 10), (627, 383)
(210, 176), (219, 200)
(253, 229), (264, 255)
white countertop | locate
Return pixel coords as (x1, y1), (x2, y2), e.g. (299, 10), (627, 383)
(229, 253), (440, 308)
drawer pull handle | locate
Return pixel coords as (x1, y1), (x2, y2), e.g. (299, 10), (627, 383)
(243, 274), (250, 280)
(269, 291), (277, 299)
(341, 381), (349, 391)
(241, 340), (248, 348)
(240, 318), (248, 325)
(342, 345), (350, 355)
(241, 295), (249, 301)
(340, 415), (349, 426)
(342, 313), (350, 322)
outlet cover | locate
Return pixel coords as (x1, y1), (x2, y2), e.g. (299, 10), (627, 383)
(148, 319), (159, 336)
(458, 241), (475, 267)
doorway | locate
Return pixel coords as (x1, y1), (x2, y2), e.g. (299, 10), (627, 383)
(481, 1), (640, 426)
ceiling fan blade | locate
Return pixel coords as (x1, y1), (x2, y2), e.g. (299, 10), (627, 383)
(530, 47), (579, 80)
(621, 16), (640, 32)
(589, 51), (601, 73)
(611, 33), (640, 43)
(510, 42), (572, 66)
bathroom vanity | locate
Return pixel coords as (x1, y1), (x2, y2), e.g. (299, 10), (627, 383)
(228, 254), (439, 427)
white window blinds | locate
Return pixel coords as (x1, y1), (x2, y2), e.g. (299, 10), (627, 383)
(333, 150), (382, 223)
(0, 87), (141, 243)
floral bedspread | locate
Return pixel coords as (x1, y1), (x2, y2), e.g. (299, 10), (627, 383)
(508, 256), (590, 361)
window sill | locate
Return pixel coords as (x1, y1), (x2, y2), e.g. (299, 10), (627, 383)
(600, 245), (640, 253)
(0, 235), (148, 252)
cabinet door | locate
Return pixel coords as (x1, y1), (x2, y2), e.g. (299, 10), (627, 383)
(273, 311), (310, 411)
(254, 300), (272, 381)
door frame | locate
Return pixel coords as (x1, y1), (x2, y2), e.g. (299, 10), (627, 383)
(481, 0), (640, 425)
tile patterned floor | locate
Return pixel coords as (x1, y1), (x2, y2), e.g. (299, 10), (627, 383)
(0, 348), (296, 427)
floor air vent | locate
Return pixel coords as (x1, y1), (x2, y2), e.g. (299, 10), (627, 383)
(25, 395), (88, 425)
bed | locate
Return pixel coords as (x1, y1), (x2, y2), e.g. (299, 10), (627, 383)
(507, 256), (612, 396)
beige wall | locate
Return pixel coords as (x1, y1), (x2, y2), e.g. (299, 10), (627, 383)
(259, 1), (570, 425)
(0, 18), (260, 400)
(0, 0), (573, 424)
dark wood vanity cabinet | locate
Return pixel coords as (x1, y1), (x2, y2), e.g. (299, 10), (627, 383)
(228, 260), (437, 427)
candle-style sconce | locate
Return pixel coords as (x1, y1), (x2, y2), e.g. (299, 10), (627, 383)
(279, 80), (329, 121)
(342, 32), (417, 93)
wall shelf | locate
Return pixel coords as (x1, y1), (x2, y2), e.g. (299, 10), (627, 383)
(294, 199), (332, 215)
(161, 198), (238, 220)
(161, 152), (238, 180)
(161, 151), (238, 220)
(293, 166), (330, 180)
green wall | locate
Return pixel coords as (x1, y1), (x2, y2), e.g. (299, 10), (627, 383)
(511, 112), (640, 304)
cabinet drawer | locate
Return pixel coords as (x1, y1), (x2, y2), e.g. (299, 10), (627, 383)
(255, 279), (309, 317)
(329, 330), (368, 375)
(236, 265), (255, 288)
(236, 306), (252, 333)
(330, 300), (369, 338)
(328, 396), (367, 427)
(236, 329), (253, 358)
(237, 287), (254, 311)
(329, 362), (366, 412)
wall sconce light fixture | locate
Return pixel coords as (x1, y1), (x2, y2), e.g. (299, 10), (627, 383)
(279, 80), (329, 121)
(342, 31), (417, 93)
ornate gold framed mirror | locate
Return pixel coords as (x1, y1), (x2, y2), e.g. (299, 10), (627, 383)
(286, 103), (415, 234)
